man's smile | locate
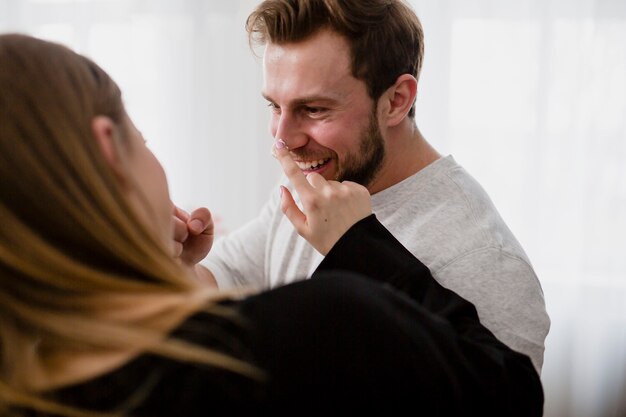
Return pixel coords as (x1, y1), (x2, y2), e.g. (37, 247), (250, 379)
(295, 158), (331, 171)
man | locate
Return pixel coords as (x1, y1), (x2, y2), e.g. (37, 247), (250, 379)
(180, 0), (550, 374)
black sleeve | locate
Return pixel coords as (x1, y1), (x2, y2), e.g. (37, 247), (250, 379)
(49, 215), (543, 416)
(311, 214), (545, 416)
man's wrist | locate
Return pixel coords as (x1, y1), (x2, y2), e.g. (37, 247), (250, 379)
(193, 264), (218, 287)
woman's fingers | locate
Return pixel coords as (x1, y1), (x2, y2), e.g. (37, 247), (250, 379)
(273, 139), (316, 198)
(279, 185), (307, 232)
(306, 172), (326, 188)
(272, 138), (373, 255)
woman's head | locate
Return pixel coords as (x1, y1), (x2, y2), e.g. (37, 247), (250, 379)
(0, 33), (174, 263)
(0, 33), (203, 394)
(0, 33), (258, 417)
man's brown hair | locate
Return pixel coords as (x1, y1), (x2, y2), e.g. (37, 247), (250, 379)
(246, 0), (424, 117)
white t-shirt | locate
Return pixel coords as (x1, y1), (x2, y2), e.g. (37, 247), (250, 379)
(204, 155), (550, 373)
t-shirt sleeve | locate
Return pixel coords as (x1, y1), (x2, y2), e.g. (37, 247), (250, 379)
(202, 191), (279, 290)
(433, 248), (550, 373)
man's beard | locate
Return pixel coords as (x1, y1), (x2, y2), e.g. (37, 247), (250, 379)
(336, 108), (385, 188)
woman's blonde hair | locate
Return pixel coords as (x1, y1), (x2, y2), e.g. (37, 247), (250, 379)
(0, 34), (260, 417)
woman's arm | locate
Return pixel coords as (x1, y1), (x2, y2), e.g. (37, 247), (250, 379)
(313, 214), (544, 417)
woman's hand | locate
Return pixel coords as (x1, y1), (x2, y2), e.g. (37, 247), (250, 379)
(273, 139), (372, 255)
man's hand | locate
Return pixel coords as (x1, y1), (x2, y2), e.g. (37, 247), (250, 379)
(172, 206), (218, 286)
(272, 139), (372, 255)
(173, 206), (215, 266)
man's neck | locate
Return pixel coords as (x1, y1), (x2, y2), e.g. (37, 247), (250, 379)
(369, 122), (441, 195)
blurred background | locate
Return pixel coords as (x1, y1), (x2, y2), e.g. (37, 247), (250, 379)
(1, 0), (624, 415)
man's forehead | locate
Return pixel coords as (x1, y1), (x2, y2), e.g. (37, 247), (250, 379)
(263, 29), (351, 71)
(260, 30), (362, 104)
(261, 63), (356, 104)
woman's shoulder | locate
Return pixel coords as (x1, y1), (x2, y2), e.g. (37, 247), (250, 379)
(49, 309), (265, 415)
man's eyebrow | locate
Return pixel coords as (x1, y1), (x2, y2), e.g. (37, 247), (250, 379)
(261, 93), (339, 106)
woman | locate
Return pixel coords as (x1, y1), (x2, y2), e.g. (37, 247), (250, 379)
(0, 34), (543, 416)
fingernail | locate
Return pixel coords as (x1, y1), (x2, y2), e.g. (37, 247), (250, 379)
(275, 138), (286, 149)
(189, 219), (203, 233)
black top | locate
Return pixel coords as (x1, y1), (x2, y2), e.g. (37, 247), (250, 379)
(43, 215), (543, 416)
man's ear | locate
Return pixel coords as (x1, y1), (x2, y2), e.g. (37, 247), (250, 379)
(381, 74), (418, 127)
(92, 116), (127, 184)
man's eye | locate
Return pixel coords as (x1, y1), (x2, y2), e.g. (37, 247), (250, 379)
(305, 106), (324, 115)
(267, 102), (280, 113)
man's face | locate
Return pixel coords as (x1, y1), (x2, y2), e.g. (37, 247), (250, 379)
(262, 29), (385, 189)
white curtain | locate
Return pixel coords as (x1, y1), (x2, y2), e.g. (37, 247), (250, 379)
(1, 1), (625, 416)
(0, 0), (278, 235)
(410, 2), (626, 416)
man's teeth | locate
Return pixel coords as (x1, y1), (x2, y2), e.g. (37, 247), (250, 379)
(296, 159), (329, 170)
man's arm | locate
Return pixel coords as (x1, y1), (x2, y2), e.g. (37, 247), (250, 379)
(434, 250), (550, 373)
(194, 264), (217, 286)
(172, 202), (273, 289)
(172, 206), (214, 265)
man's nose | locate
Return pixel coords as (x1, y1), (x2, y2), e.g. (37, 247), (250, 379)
(273, 112), (308, 149)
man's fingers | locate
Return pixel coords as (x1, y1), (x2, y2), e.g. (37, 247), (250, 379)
(172, 240), (183, 257)
(174, 205), (190, 222)
(173, 215), (189, 242)
(188, 207), (213, 235)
